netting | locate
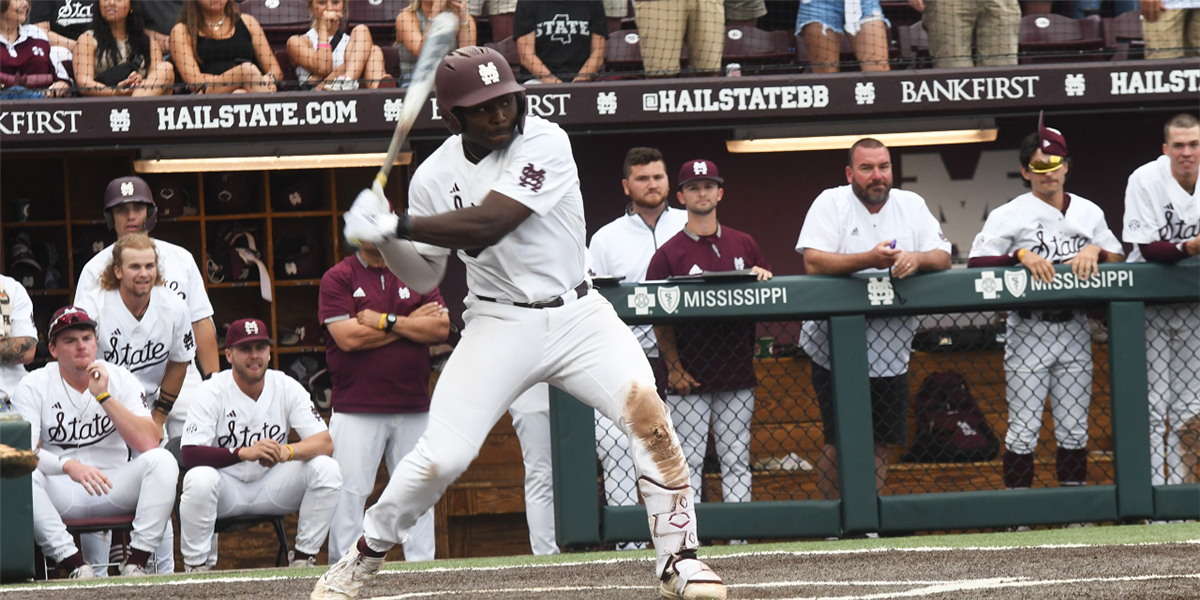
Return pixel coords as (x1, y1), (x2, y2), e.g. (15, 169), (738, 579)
(4, 0), (1192, 98)
(592, 304), (1200, 510)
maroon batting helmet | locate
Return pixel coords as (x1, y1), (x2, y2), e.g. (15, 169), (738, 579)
(435, 46), (526, 135)
(104, 176), (158, 232)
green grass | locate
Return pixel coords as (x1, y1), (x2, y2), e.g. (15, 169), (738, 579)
(9, 522), (1197, 591)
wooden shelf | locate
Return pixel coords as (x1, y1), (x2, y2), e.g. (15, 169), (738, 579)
(207, 281), (262, 289)
(27, 289), (71, 297)
(2, 221), (67, 228)
(277, 346), (325, 354)
(270, 211), (336, 219)
(274, 279), (322, 287)
(203, 213), (270, 221)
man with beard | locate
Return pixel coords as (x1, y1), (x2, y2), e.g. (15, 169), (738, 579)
(179, 318), (340, 572)
(645, 159), (771, 530)
(795, 138), (951, 511)
(587, 147), (687, 549)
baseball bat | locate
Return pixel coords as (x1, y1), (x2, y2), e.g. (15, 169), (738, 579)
(376, 12), (460, 190)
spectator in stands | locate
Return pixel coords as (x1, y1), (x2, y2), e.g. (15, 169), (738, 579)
(1071, 1), (1137, 18)
(1122, 113), (1200, 485)
(396, 0), (475, 84)
(513, 0), (606, 83)
(170, 0), (282, 94)
(726, 0), (767, 27)
(647, 158), (772, 518)
(30, 0), (91, 66)
(1141, 0), (1200, 59)
(289, 0), (387, 90)
(636, 0), (725, 76)
(467, 0), (514, 42)
(796, 138), (951, 503)
(75, 0), (175, 97)
(908, 0), (1020, 68)
(602, 0), (627, 36)
(140, 0), (185, 55)
(1, 0), (72, 97)
(589, 147), (687, 550)
(319, 241), (449, 564)
(797, 0), (891, 73)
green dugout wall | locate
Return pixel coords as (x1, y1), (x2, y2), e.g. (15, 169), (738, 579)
(550, 259), (1200, 546)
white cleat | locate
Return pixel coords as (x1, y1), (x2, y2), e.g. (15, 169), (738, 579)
(118, 561), (149, 577)
(660, 556), (726, 600)
(289, 552), (318, 568)
(343, 185), (398, 245)
(68, 564), (95, 579)
(311, 545), (385, 600)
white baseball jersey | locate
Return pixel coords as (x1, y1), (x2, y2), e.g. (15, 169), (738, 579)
(76, 239), (214, 323)
(182, 370), (328, 482)
(12, 361), (149, 473)
(796, 185), (951, 377)
(1122, 155), (1200, 262)
(0, 274), (37, 401)
(589, 206), (688, 355)
(408, 116), (587, 303)
(73, 286), (196, 399)
(970, 192), (1123, 262)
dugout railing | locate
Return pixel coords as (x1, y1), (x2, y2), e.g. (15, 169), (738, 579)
(549, 258), (1200, 546)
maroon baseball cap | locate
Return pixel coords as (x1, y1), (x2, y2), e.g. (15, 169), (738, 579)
(225, 318), (274, 348)
(678, 159), (723, 187)
(1032, 111), (1068, 173)
(48, 306), (97, 341)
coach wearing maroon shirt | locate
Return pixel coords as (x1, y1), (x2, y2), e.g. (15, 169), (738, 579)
(646, 159), (772, 517)
(319, 241), (450, 564)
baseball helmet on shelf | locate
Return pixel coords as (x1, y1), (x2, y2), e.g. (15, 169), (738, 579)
(271, 174), (322, 212)
(274, 234), (324, 280)
(435, 46), (526, 135)
(204, 172), (258, 215)
(103, 176), (158, 232)
(149, 177), (193, 219)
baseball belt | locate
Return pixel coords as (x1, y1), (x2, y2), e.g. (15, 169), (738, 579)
(477, 280), (590, 309)
(1016, 309), (1076, 323)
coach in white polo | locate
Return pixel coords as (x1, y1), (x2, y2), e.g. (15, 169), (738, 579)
(795, 137), (951, 506)
(1, 274), (37, 408)
(13, 306), (177, 579)
(180, 318), (341, 572)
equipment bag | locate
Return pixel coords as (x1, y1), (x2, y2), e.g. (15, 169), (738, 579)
(901, 371), (1000, 463)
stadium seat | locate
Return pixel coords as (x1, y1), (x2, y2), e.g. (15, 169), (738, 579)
(895, 20), (931, 69)
(1018, 13), (1105, 64)
(484, 36), (520, 72)
(240, 0), (312, 46)
(39, 515), (145, 579)
(347, 0), (410, 46)
(273, 48), (300, 89)
(722, 26), (795, 75)
(1103, 10), (1144, 60)
(602, 29), (645, 77)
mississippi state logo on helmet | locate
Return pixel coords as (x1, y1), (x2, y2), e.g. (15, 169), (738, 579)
(434, 46), (526, 135)
(103, 176), (158, 232)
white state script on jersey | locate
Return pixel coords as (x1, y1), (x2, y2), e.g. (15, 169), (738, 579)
(970, 192), (1122, 262)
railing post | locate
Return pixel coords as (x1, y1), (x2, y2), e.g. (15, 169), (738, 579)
(1107, 301), (1153, 520)
(828, 314), (879, 534)
(548, 386), (601, 546)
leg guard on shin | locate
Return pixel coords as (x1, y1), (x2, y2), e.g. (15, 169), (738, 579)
(638, 477), (725, 600)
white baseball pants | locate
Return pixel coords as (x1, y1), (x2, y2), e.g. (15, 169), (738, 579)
(1003, 315), (1093, 455)
(509, 383), (559, 556)
(666, 389), (755, 503)
(361, 293), (693, 577)
(327, 411), (435, 563)
(179, 456), (341, 567)
(1145, 303), (1200, 485)
(33, 448), (178, 564)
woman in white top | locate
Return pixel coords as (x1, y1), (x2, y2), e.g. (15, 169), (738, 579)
(287, 0), (386, 90)
(74, 0), (174, 96)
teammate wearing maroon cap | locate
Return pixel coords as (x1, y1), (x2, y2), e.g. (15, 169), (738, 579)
(969, 114), (1123, 493)
(11, 306), (177, 579)
(646, 159), (771, 523)
(320, 47), (726, 600)
(179, 318), (341, 572)
(319, 241), (450, 564)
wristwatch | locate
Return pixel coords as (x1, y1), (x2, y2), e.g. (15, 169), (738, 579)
(384, 313), (397, 333)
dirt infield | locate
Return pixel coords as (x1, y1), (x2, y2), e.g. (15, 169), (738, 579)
(5, 529), (1199, 599)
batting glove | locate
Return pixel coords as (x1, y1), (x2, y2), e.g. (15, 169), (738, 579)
(344, 187), (398, 245)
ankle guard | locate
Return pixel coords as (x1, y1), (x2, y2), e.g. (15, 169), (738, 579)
(638, 476), (699, 577)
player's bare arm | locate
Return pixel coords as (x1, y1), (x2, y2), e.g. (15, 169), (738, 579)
(327, 318), (397, 352)
(409, 192), (533, 250)
(804, 242), (899, 275)
(152, 361), (190, 428)
(61, 459), (114, 497)
(193, 318), (220, 378)
(654, 325), (700, 395)
(1018, 250), (1057, 283)
(0, 336), (36, 364)
(1187, 235), (1200, 256)
(891, 248), (952, 279)
(1064, 245), (1125, 280)
(286, 430), (335, 462)
(87, 362), (162, 451)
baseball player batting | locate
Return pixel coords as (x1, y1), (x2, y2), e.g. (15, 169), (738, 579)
(314, 47), (725, 600)
(968, 114), (1123, 491)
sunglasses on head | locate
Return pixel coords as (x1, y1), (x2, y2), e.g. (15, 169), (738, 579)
(1028, 155), (1065, 174)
